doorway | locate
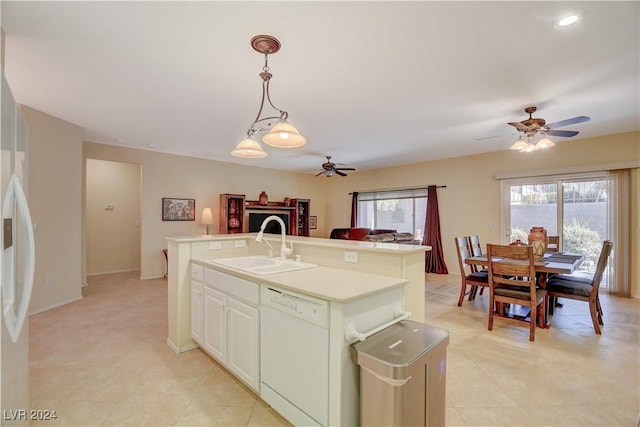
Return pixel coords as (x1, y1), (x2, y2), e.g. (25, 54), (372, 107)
(85, 159), (141, 276)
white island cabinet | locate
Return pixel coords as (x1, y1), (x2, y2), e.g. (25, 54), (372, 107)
(191, 264), (260, 392)
(170, 234), (430, 426)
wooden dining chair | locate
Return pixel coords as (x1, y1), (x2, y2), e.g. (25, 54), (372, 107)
(468, 234), (487, 297)
(546, 240), (613, 334)
(487, 244), (546, 342)
(469, 234), (484, 258)
(455, 236), (488, 306)
(547, 235), (560, 252)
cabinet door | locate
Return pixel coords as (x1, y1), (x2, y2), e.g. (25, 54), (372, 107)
(191, 280), (203, 345)
(203, 286), (226, 362)
(227, 297), (259, 391)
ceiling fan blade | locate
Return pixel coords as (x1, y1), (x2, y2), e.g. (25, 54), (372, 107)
(314, 171), (325, 176)
(335, 167), (356, 171)
(545, 129), (579, 138)
(508, 122), (531, 132)
(476, 132), (522, 141)
(335, 170), (347, 177)
(546, 116), (590, 129)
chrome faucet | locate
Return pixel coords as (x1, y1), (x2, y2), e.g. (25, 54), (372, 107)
(255, 215), (293, 260)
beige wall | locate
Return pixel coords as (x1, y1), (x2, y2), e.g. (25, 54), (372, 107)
(324, 131), (640, 296)
(86, 159), (141, 275)
(83, 142), (328, 279)
(18, 104), (640, 304)
(21, 106), (83, 313)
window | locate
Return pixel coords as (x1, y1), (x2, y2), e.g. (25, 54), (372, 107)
(356, 188), (427, 238)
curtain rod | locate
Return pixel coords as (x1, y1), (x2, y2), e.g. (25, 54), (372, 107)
(349, 185), (446, 195)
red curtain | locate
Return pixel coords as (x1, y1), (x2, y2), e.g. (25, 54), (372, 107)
(423, 186), (448, 274)
(350, 192), (358, 227)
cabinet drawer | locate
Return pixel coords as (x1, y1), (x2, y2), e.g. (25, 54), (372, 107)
(192, 263), (204, 282)
(204, 268), (259, 306)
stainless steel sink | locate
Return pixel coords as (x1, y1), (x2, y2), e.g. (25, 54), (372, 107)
(211, 255), (317, 275)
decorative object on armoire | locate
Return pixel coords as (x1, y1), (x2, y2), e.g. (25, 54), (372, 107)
(283, 197), (291, 207)
(527, 226), (549, 258)
(258, 191), (269, 206)
(219, 194), (245, 234)
(289, 198), (310, 237)
(230, 35), (307, 159)
(201, 207), (213, 235)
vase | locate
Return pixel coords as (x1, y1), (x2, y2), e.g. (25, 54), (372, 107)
(283, 197), (291, 207)
(527, 226), (548, 258)
(258, 191), (268, 206)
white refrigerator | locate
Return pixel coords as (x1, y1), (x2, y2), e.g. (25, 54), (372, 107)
(1, 38), (36, 426)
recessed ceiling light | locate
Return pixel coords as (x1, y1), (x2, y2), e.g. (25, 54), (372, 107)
(553, 10), (585, 29)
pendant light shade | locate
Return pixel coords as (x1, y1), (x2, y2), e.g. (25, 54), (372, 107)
(262, 120), (307, 148)
(231, 138), (268, 158)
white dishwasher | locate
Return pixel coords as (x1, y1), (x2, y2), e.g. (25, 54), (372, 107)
(260, 286), (330, 427)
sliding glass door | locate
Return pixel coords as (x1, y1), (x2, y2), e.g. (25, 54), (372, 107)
(503, 173), (613, 288)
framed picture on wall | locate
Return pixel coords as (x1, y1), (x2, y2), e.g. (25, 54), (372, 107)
(309, 215), (317, 229)
(162, 198), (195, 221)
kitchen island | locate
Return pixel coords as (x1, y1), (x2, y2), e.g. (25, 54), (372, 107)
(165, 234), (430, 426)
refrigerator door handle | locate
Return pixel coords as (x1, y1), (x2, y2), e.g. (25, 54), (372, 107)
(2, 174), (35, 343)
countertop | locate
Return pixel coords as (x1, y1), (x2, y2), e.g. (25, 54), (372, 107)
(168, 233), (431, 254)
(191, 258), (408, 302)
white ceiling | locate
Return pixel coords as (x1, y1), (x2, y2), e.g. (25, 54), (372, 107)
(2, 1), (639, 175)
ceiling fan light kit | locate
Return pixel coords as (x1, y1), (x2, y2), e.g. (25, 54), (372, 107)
(231, 35), (307, 159)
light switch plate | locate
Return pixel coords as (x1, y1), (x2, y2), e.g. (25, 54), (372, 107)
(209, 241), (222, 250)
(234, 240), (246, 248)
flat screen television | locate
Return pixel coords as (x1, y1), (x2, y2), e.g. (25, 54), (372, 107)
(248, 212), (289, 235)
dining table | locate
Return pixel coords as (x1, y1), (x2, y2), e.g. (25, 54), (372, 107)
(465, 251), (585, 327)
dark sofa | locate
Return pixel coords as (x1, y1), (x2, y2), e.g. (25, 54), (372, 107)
(329, 227), (415, 243)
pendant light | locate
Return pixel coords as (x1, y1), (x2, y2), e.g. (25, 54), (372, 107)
(231, 35), (307, 158)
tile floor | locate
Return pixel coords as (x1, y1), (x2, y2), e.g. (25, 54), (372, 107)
(28, 271), (639, 426)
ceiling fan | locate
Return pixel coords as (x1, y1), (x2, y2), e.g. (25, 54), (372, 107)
(507, 106), (590, 139)
(478, 106), (591, 149)
(315, 156), (356, 177)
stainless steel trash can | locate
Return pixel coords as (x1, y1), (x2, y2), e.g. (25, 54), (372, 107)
(353, 320), (449, 427)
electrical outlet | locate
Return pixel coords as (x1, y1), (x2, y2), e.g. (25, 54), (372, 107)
(46, 275), (53, 287)
(209, 241), (222, 250)
(234, 240), (246, 248)
(344, 251), (358, 263)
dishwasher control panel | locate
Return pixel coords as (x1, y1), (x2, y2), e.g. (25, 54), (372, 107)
(262, 286), (329, 328)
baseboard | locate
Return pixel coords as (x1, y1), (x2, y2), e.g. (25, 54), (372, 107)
(140, 274), (166, 280)
(86, 268), (139, 276)
(166, 337), (199, 353)
(29, 295), (83, 315)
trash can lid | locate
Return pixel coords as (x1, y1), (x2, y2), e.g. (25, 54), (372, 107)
(353, 320), (449, 368)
